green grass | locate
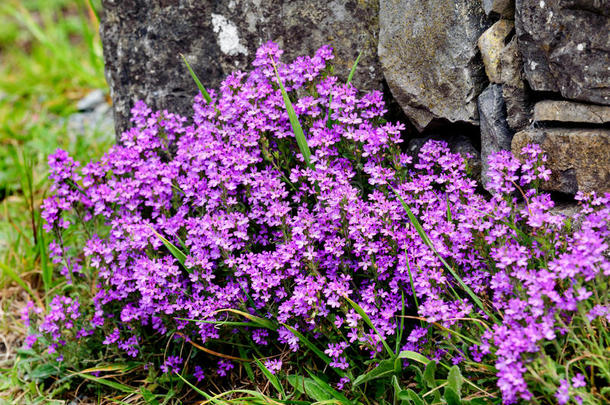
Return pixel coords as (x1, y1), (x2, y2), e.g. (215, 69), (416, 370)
(0, 1), (113, 401)
(0, 0), (113, 291)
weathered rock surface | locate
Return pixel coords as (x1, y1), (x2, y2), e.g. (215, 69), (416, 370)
(478, 19), (515, 83)
(100, 0), (381, 136)
(478, 84), (513, 187)
(499, 37), (533, 130)
(503, 86), (532, 130)
(512, 128), (610, 194)
(379, 0), (491, 131)
(483, 0), (516, 17)
(515, 0), (610, 104)
(534, 100), (610, 123)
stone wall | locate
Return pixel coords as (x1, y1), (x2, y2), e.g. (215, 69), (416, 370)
(99, 0), (609, 194)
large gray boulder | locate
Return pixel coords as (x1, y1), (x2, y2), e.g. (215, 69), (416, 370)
(100, 0), (381, 136)
(378, 0), (491, 131)
(515, 0), (610, 105)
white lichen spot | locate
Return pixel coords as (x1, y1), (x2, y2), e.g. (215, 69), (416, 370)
(329, 1), (347, 21)
(539, 0), (545, 8)
(211, 14), (248, 56)
(576, 43), (585, 51)
(530, 61), (538, 70)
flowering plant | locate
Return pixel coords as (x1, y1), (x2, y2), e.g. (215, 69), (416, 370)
(28, 43), (609, 404)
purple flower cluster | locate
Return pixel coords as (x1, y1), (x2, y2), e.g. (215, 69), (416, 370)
(35, 43), (609, 403)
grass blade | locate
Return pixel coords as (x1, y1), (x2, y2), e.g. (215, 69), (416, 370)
(352, 358), (397, 387)
(271, 61), (312, 167)
(175, 318), (254, 328)
(255, 358), (285, 398)
(405, 252), (419, 315)
(305, 371), (352, 404)
(178, 334), (249, 362)
(282, 324), (346, 378)
(72, 371), (136, 394)
(346, 50), (363, 86)
(175, 373), (220, 403)
(0, 261), (37, 301)
(180, 54), (212, 103)
(395, 292), (406, 354)
(342, 296), (394, 357)
(85, 0), (100, 24)
(213, 308), (277, 330)
(326, 50), (363, 129)
(38, 213), (52, 296)
(148, 226), (191, 273)
(391, 187), (499, 324)
(239, 346), (256, 381)
(286, 375), (333, 403)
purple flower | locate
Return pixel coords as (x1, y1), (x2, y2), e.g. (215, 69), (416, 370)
(33, 41), (610, 404)
(263, 358), (282, 375)
(160, 356), (182, 374)
(217, 360), (234, 377)
(571, 373), (586, 388)
(193, 365), (205, 382)
(555, 379), (570, 405)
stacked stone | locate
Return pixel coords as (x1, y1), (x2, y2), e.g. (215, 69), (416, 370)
(476, 0), (609, 194)
(100, 0), (609, 194)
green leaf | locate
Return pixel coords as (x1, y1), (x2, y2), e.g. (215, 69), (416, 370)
(406, 389), (425, 405)
(353, 358), (397, 387)
(180, 54), (212, 103)
(343, 295), (394, 357)
(272, 62), (312, 167)
(286, 375), (332, 402)
(397, 390), (412, 403)
(30, 363), (59, 380)
(74, 372), (136, 394)
(423, 361), (437, 389)
(306, 371), (352, 404)
(392, 376), (406, 402)
(255, 358), (285, 398)
(444, 386), (462, 405)
(397, 351), (430, 366)
(239, 346), (255, 382)
(140, 387), (160, 405)
(447, 366), (463, 394)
